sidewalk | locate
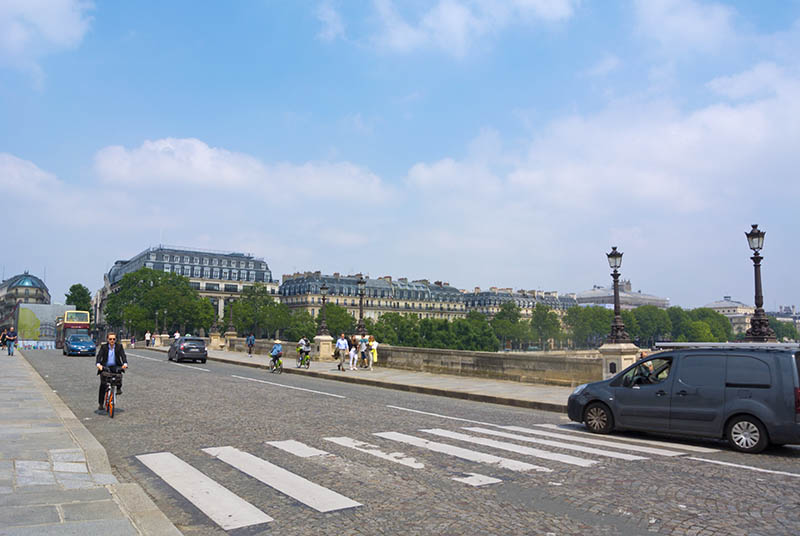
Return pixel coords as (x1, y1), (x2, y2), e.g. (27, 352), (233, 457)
(150, 346), (573, 413)
(0, 351), (180, 536)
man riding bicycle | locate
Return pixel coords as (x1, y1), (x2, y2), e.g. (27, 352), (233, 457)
(96, 333), (127, 411)
(269, 339), (283, 366)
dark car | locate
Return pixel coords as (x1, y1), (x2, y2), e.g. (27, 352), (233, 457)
(63, 334), (97, 356)
(168, 337), (208, 363)
(567, 343), (800, 453)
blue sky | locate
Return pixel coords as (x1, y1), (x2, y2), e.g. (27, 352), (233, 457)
(2, 0), (800, 309)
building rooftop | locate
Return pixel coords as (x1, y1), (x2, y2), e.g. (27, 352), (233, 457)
(0, 272), (48, 291)
(703, 296), (752, 309)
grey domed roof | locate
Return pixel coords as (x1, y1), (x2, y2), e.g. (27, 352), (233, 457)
(0, 272), (48, 291)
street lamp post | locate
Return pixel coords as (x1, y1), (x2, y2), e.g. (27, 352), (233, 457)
(606, 246), (631, 344)
(744, 224), (776, 342)
(162, 309), (167, 334)
(317, 283), (330, 336)
(356, 276), (366, 336)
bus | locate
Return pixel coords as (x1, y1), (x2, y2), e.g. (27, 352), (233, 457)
(55, 311), (91, 349)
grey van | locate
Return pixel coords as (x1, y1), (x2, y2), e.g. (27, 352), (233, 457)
(567, 344), (800, 453)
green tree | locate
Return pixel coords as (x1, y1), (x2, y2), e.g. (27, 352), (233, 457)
(667, 307), (692, 341)
(619, 309), (639, 341)
(687, 320), (715, 342)
(65, 284), (92, 312)
(688, 308), (732, 342)
(769, 316), (799, 341)
(564, 306), (613, 348)
(284, 310), (317, 342)
(464, 311), (500, 351)
(631, 305), (672, 347)
(491, 302), (527, 349)
(229, 284), (290, 337)
(530, 304), (561, 350)
(318, 303), (355, 337)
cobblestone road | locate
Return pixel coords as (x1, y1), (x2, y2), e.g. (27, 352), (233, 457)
(26, 349), (800, 536)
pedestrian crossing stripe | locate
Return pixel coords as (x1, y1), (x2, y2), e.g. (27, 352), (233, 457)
(501, 426), (686, 456)
(323, 436), (425, 469)
(136, 452), (273, 530)
(374, 431), (552, 473)
(462, 427), (648, 461)
(203, 446), (362, 513)
(267, 439), (329, 458)
(452, 473), (502, 486)
(535, 424), (719, 453)
(421, 428), (597, 467)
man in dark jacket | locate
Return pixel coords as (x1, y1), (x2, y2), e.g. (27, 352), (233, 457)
(95, 333), (128, 410)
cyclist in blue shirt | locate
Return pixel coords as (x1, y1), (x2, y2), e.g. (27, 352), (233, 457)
(269, 339), (283, 366)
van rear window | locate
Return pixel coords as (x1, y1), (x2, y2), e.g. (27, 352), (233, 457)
(726, 355), (771, 388)
(794, 352), (800, 385)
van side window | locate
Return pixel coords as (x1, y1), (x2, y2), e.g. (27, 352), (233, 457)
(621, 357), (672, 387)
(678, 355), (725, 387)
(726, 356), (771, 388)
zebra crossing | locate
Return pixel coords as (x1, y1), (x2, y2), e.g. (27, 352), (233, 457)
(135, 421), (719, 531)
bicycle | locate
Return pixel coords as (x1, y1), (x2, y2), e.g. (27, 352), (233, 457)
(269, 354), (283, 374)
(296, 349), (311, 369)
(100, 366), (124, 418)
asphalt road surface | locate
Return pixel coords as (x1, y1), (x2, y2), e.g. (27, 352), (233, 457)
(26, 349), (800, 536)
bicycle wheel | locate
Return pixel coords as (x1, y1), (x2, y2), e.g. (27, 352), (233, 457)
(269, 360), (275, 373)
(103, 389), (111, 413)
(276, 360), (283, 374)
(108, 387), (115, 418)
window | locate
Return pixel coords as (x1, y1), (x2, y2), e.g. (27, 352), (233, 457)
(173, 255), (180, 262)
(248, 262), (254, 269)
(145, 262), (153, 269)
(183, 266), (191, 276)
(164, 264), (171, 273)
(203, 267), (211, 278)
(678, 355), (725, 387)
(203, 258), (209, 265)
(249, 271), (256, 281)
(183, 256), (189, 263)
(222, 269), (229, 279)
(727, 356), (771, 387)
(193, 266), (201, 277)
(205, 283), (219, 291)
(212, 268), (219, 279)
(221, 259), (228, 267)
(224, 284), (238, 293)
(193, 257), (200, 264)
(231, 270), (238, 280)
(261, 263), (266, 270)
(163, 254), (169, 261)
(189, 282), (201, 290)
(149, 253), (156, 261)
(621, 357), (673, 386)
(212, 258), (219, 266)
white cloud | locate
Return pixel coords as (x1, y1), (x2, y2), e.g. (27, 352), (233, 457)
(633, 0), (736, 55)
(315, 2), (345, 42)
(371, 0), (577, 56)
(94, 137), (389, 201)
(0, 0), (93, 80)
(706, 62), (792, 100)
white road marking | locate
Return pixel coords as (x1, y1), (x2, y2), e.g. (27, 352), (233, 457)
(172, 362), (210, 372)
(463, 427), (648, 461)
(323, 437), (425, 469)
(231, 375), (345, 399)
(136, 452), (272, 530)
(127, 353), (161, 362)
(539, 424), (719, 453)
(267, 440), (329, 458)
(386, 405), (496, 426)
(203, 446), (361, 512)
(374, 431), (550, 473)
(501, 426), (685, 457)
(451, 473), (502, 487)
(687, 457), (800, 478)
(421, 429), (596, 467)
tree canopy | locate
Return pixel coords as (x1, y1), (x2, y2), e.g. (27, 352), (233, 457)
(65, 283), (91, 313)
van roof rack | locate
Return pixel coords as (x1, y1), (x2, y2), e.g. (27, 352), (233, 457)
(654, 342), (800, 351)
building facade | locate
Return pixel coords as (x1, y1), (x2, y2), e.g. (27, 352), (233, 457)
(0, 272), (51, 322)
(463, 287), (578, 317)
(704, 296), (755, 335)
(95, 246), (278, 329)
(279, 272), (467, 322)
(576, 280), (669, 309)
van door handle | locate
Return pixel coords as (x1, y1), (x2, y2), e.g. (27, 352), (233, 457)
(676, 390), (688, 396)
(656, 390), (667, 397)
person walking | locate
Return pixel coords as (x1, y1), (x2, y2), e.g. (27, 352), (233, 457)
(368, 335), (378, 371)
(335, 333), (349, 371)
(130, 335), (136, 349)
(1, 328), (7, 350)
(358, 335), (368, 368)
(246, 333), (256, 357)
(173, 330), (180, 340)
(145, 330), (151, 348)
(6, 327), (18, 356)
(348, 344), (358, 371)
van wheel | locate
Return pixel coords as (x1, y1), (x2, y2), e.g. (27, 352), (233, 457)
(726, 415), (768, 453)
(584, 402), (614, 434)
